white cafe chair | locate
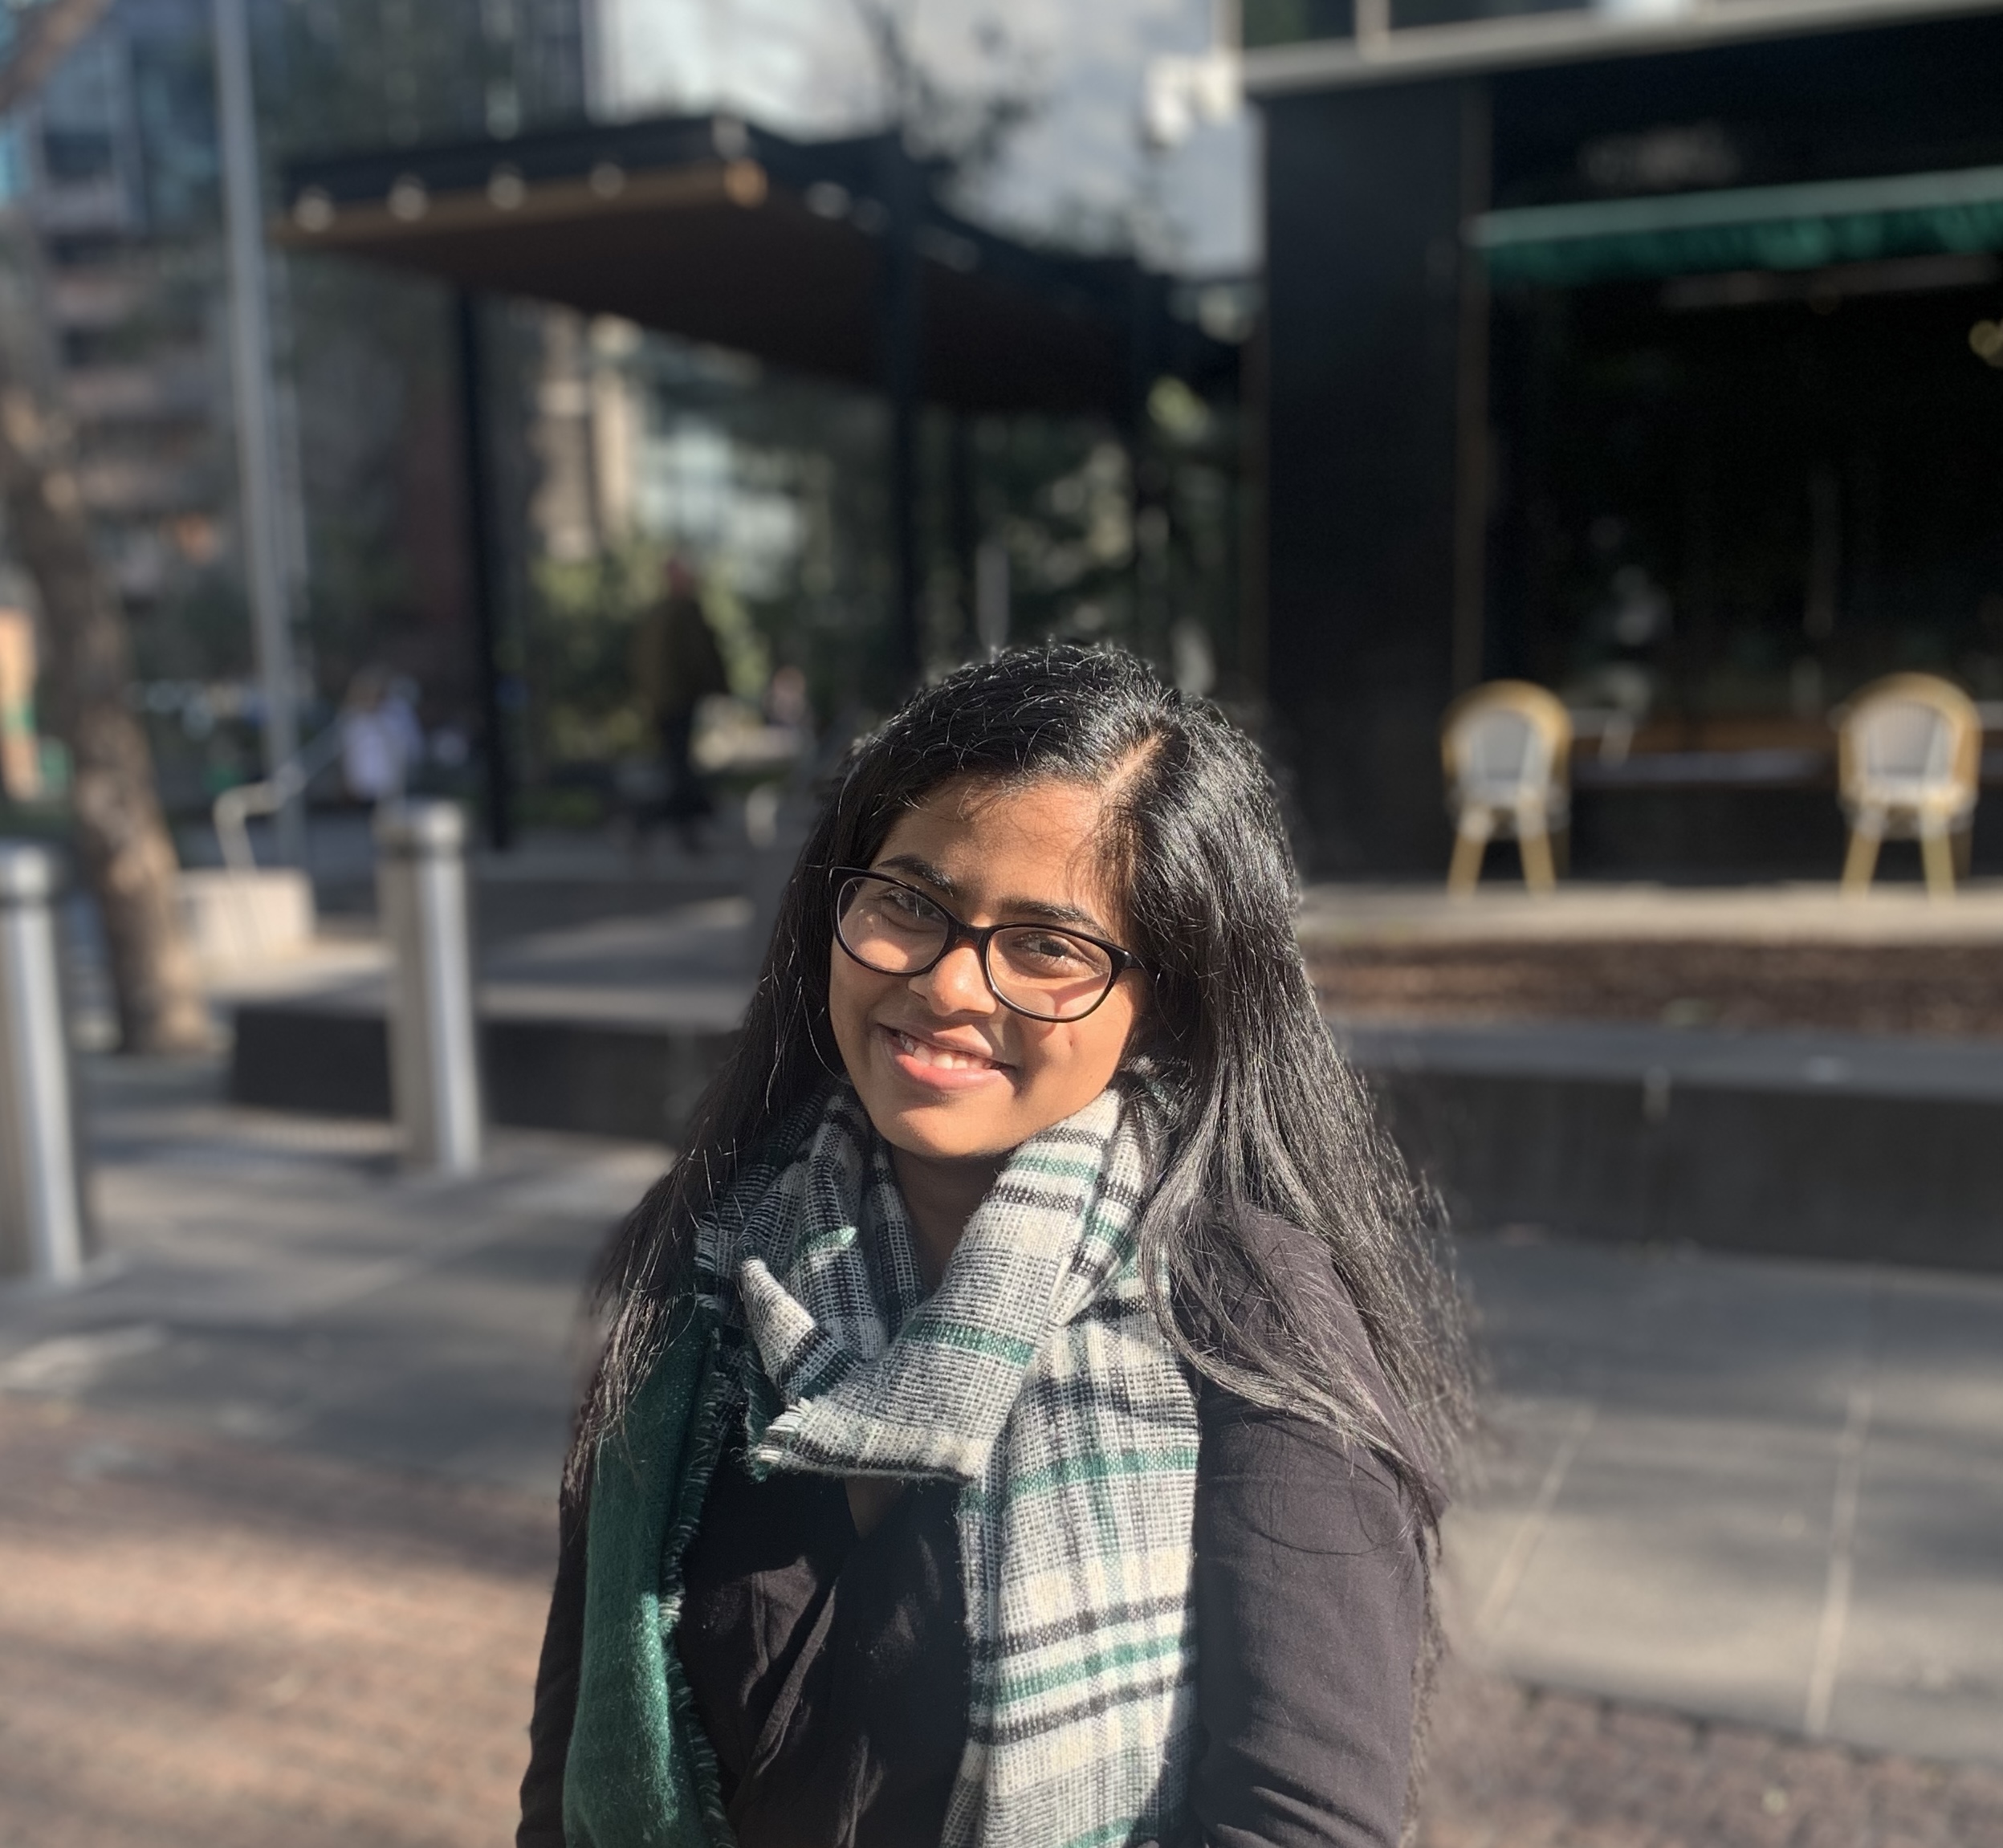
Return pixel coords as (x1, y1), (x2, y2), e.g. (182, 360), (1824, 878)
(1838, 674), (1980, 900)
(1440, 681), (1572, 898)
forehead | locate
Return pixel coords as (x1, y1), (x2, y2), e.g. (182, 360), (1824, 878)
(875, 779), (1122, 917)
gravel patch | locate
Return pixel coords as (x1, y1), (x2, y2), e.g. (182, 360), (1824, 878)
(1312, 940), (2003, 1039)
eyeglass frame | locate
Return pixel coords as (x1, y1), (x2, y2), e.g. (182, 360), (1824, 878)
(828, 865), (1148, 1022)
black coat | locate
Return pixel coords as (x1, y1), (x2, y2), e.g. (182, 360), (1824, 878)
(519, 1215), (1431, 1848)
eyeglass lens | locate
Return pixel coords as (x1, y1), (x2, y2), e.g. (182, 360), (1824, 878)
(836, 875), (1116, 1020)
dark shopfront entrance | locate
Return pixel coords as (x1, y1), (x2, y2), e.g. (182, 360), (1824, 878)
(1488, 255), (2003, 877)
(1256, 9), (2003, 879)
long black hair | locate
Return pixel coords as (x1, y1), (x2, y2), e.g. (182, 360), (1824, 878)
(576, 642), (1472, 1514)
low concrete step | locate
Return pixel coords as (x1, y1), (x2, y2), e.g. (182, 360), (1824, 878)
(229, 1003), (733, 1146)
(228, 999), (2003, 1271)
(1343, 1019), (2003, 1271)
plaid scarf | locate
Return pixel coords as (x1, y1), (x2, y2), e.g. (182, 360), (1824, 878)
(697, 1079), (1202, 1848)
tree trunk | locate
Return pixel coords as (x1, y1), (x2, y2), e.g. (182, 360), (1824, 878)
(0, 246), (207, 1054)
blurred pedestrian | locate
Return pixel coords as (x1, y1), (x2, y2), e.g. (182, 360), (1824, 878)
(632, 557), (728, 853)
(340, 667), (423, 804)
(763, 661), (809, 733)
(519, 646), (1471, 1848)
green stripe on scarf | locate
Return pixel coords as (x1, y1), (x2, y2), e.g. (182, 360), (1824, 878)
(562, 1079), (1201, 1848)
(562, 1310), (733, 1848)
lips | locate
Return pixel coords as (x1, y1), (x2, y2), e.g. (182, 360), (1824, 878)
(873, 1016), (1017, 1089)
(881, 1016), (1009, 1073)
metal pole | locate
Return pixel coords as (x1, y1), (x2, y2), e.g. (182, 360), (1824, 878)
(877, 137), (923, 688)
(948, 411), (977, 657)
(1450, 81), (1493, 694)
(454, 291), (514, 850)
(975, 539), (1010, 653)
(0, 846), (85, 1282)
(374, 801), (482, 1174)
(211, 0), (303, 865)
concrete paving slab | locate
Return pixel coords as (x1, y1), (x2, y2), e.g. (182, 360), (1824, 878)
(1451, 1239), (2003, 1769)
(1834, 1426), (2003, 1763)
(1829, 1273), (2003, 1762)
(1483, 1405), (1841, 1730)
(1, 1056), (667, 1499)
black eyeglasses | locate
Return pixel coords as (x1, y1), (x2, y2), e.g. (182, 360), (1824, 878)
(829, 867), (1145, 1023)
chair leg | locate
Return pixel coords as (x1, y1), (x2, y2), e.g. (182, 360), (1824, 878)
(1921, 827), (1956, 900)
(1447, 821), (1487, 898)
(1841, 822), (1882, 897)
(1519, 823), (1557, 894)
(1450, 820), (1498, 901)
(1953, 824), (1974, 880)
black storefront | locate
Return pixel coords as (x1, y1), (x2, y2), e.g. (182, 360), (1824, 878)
(1252, 3), (2003, 876)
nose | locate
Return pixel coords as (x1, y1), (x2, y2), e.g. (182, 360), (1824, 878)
(910, 940), (995, 1015)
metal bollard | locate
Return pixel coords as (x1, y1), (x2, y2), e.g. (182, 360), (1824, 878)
(374, 801), (482, 1173)
(0, 845), (86, 1282)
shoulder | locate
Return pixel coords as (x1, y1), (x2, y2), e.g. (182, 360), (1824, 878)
(1209, 1206), (1376, 1378)
(1232, 1206), (1358, 1306)
(1195, 1207), (1446, 1516)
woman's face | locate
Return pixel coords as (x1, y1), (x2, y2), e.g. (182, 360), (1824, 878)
(827, 777), (1146, 1166)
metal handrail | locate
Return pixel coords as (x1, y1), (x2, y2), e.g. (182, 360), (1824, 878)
(212, 717), (346, 873)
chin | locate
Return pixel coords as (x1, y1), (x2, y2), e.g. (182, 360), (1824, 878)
(874, 1101), (1020, 1164)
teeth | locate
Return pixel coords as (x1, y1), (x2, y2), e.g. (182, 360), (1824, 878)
(893, 1028), (992, 1070)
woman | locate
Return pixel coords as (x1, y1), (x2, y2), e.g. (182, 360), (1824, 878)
(520, 645), (1470, 1848)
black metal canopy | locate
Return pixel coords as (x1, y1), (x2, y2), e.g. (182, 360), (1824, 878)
(275, 111), (1243, 850)
(275, 112), (1235, 419)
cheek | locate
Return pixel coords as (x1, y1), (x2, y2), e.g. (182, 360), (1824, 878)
(827, 945), (879, 1056)
(1020, 1004), (1137, 1097)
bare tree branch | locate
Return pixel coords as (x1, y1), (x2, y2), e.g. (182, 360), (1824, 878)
(0, 0), (116, 118)
(0, 10), (208, 1054)
(846, 0), (1044, 193)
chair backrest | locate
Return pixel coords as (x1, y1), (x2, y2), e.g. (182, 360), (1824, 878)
(1458, 708), (1545, 795)
(1442, 682), (1572, 808)
(1838, 674), (1979, 802)
(1854, 700), (1951, 783)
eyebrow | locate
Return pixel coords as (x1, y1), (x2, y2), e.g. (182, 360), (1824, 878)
(870, 853), (1111, 934)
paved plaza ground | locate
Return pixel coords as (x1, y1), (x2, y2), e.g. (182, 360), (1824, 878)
(1447, 1242), (2003, 1767)
(4, 1394), (2001, 1848)
(1, 1050), (1999, 1845)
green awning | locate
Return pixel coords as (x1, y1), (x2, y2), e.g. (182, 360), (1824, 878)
(1471, 164), (2003, 287)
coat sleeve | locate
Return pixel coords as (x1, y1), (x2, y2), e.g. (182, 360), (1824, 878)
(1187, 1213), (1431, 1848)
(1191, 1385), (1425, 1848)
(517, 1473), (592, 1848)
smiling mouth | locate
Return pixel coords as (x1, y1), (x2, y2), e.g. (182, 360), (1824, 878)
(883, 1025), (1008, 1073)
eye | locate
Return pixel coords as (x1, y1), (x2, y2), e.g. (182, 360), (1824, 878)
(880, 884), (934, 922)
(1004, 930), (1104, 973)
